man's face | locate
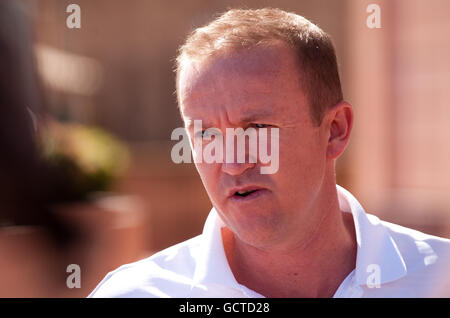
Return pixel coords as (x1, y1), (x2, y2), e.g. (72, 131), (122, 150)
(178, 44), (330, 249)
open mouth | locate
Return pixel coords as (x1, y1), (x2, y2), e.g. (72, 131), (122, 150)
(234, 189), (258, 197)
(229, 187), (267, 202)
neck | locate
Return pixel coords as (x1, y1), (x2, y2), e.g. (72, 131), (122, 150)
(222, 184), (357, 298)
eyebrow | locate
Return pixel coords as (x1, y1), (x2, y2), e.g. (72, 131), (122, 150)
(239, 109), (275, 123)
(184, 108), (276, 129)
(184, 118), (211, 128)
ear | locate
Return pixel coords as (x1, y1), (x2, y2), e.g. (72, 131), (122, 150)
(324, 101), (353, 160)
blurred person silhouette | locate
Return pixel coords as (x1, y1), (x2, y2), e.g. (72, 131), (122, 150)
(0, 1), (81, 253)
(90, 8), (450, 298)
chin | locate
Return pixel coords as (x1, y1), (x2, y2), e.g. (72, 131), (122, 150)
(233, 227), (286, 250)
(226, 209), (286, 243)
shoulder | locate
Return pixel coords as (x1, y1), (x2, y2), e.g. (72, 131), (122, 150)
(379, 217), (450, 296)
(88, 235), (203, 298)
(380, 218), (450, 259)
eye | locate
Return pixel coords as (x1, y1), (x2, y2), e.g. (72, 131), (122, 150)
(251, 123), (270, 129)
(195, 128), (222, 139)
(194, 130), (208, 139)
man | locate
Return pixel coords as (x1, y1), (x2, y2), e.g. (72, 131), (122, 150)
(89, 8), (450, 298)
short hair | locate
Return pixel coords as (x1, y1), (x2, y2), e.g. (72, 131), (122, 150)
(176, 8), (343, 125)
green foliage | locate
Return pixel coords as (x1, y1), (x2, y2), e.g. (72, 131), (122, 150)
(41, 122), (130, 201)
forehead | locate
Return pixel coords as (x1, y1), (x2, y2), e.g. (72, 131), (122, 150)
(178, 44), (305, 123)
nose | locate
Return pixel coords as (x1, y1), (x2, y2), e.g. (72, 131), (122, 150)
(221, 162), (256, 176)
(219, 127), (258, 175)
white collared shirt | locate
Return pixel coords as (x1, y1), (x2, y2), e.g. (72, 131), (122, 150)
(88, 185), (450, 298)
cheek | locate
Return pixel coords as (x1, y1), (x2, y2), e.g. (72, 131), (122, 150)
(194, 163), (220, 193)
(277, 130), (326, 185)
(195, 163), (228, 209)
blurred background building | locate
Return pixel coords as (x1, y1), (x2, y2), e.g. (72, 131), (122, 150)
(1, 0), (449, 296)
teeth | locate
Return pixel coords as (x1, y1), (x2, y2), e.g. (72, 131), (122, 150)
(237, 191), (247, 194)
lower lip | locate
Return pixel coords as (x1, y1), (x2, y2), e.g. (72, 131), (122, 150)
(229, 189), (269, 203)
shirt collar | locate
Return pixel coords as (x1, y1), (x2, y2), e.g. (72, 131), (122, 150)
(190, 185), (407, 295)
(336, 185), (407, 285)
(190, 208), (256, 297)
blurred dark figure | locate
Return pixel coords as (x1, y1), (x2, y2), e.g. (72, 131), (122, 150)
(0, 0), (80, 249)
